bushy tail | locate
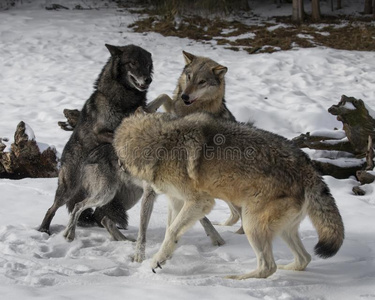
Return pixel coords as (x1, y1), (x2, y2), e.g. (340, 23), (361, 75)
(306, 171), (344, 258)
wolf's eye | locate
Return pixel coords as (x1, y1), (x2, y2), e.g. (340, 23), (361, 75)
(198, 80), (206, 85)
(129, 61), (136, 67)
(187, 74), (191, 81)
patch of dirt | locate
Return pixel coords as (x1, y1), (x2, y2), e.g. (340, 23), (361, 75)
(127, 9), (375, 54)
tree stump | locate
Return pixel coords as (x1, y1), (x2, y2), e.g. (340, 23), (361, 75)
(328, 95), (375, 156)
(0, 122), (58, 179)
(293, 95), (375, 179)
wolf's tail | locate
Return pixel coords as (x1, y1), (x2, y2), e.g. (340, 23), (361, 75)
(305, 169), (344, 258)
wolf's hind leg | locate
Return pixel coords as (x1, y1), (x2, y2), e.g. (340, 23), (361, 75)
(226, 228), (277, 279)
(226, 202), (277, 280)
(199, 217), (225, 246)
(133, 183), (157, 262)
(38, 184), (68, 234)
(38, 202), (62, 234)
(217, 202), (244, 234)
(220, 202), (241, 226)
(278, 227), (311, 271)
(101, 216), (135, 242)
(63, 189), (116, 242)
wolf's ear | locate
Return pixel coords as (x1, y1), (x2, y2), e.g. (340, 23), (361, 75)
(212, 65), (228, 78)
(105, 44), (123, 57)
(182, 51), (196, 65)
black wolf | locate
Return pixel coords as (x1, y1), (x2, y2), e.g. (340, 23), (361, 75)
(38, 44), (153, 239)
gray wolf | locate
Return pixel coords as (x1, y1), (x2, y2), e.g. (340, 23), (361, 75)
(133, 51), (240, 262)
(38, 44), (154, 241)
(114, 112), (345, 279)
(166, 51), (242, 229)
(163, 50), (236, 121)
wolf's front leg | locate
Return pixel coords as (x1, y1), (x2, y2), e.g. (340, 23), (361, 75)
(151, 197), (215, 272)
(145, 93), (171, 113)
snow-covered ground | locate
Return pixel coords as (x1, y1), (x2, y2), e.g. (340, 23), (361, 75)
(1, 1), (375, 299)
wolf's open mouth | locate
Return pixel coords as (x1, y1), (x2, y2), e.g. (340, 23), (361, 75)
(183, 98), (197, 106)
(130, 74), (149, 91)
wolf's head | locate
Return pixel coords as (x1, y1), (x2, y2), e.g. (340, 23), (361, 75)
(105, 44), (153, 92)
(179, 51), (227, 106)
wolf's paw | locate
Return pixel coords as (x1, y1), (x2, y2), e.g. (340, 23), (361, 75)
(151, 261), (164, 273)
(63, 229), (75, 242)
(278, 255), (311, 271)
(225, 266), (276, 279)
(122, 235), (136, 243)
(132, 241), (146, 263)
(150, 254), (167, 273)
(277, 262), (308, 271)
(225, 274), (247, 280)
(132, 251), (145, 263)
(225, 272), (269, 280)
(235, 226), (244, 234)
(211, 236), (226, 247)
(38, 226), (51, 235)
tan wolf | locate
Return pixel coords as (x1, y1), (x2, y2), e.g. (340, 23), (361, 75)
(133, 51), (241, 262)
(114, 112), (345, 279)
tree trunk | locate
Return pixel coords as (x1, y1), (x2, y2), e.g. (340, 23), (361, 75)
(292, 0), (305, 22)
(311, 0), (321, 21)
(337, 0), (342, 9)
(364, 0), (373, 14)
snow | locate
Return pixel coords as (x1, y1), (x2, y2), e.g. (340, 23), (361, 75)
(343, 101), (357, 110)
(309, 129), (346, 139)
(317, 157), (365, 168)
(1, 1), (375, 299)
(217, 32), (256, 42)
(24, 123), (36, 141)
